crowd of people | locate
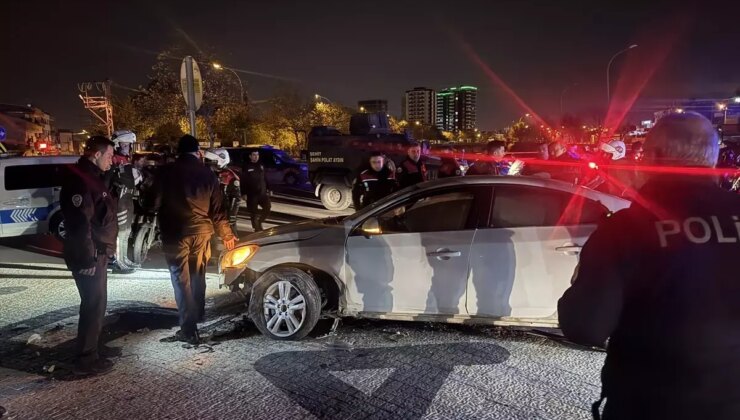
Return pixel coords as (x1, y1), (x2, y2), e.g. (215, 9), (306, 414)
(59, 134), (272, 375)
(55, 111), (740, 419)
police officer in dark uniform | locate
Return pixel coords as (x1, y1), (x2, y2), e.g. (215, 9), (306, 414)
(61, 136), (118, 375)
(352, 151), (398, 210)
(107, 130), (138, 274)
(154, 135), (237, 344)
(466, 140), (512, 176)
(437, 146), (463, 178)
(241, 149), (271, 232)
(558, 112), (740, 419)
(397, 141), (428, 188)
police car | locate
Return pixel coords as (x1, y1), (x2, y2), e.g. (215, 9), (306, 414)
(0, 155), (78, 238)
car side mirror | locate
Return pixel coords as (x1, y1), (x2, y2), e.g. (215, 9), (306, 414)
(360, 217), (382, 237)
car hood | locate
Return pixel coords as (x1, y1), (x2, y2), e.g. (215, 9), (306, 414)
(239, 218), (340, 246)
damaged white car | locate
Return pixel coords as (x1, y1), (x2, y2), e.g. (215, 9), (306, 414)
(219, 176), (630, 340)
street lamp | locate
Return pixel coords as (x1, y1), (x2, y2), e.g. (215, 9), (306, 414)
(314, 94), (332, 104)
(212, 62), (245, 104)
(734, 97), (740, 104)
(360, 106), (366, 112)
(718, 103), (727, 111)
(606, 44), (638, 104)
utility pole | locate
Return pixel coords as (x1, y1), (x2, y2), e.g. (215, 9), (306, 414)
(78, 80), (114, 137)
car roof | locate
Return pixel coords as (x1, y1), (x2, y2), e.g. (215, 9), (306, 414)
(0, 155), (78, 164)
(416, 175), (631, 207)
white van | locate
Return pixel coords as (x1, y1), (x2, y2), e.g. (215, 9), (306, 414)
(0, 155), (79, 238)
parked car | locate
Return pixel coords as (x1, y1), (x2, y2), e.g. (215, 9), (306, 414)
(226, 145), (308, 187)
(0, 155), (78, 239)
(218, 175), (630, 340)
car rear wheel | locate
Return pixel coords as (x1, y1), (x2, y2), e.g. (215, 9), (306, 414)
(49, 212), (66, 241)
(283, 172), (298, 186)
(249, 267), (322, 340)
(319, 185), (352, 211)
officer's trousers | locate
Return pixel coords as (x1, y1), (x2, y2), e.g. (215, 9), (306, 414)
(72, 256), (109, 362)
(163, 234), (212, 336)
(116, 196), (134, 264)
(246, 194), (271, 231)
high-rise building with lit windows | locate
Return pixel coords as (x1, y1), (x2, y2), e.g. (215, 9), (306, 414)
(435, 86), (477, 132)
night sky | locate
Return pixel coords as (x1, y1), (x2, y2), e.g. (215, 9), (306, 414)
(1, 0), (738, 131)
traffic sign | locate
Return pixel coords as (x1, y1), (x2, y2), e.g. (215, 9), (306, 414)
(180, 57), (203, 111)
(180, 56), (203, 137)
(0, 126), (6, 141)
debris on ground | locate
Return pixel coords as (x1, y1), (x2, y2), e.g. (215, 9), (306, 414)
(381, 329), (410, 342)
(45, 324), (64, 334)
(323, 340), (353, 351)
(11, 324), (30, 332)
(43, 364), (55, 373)
(26, 334), (42, 345)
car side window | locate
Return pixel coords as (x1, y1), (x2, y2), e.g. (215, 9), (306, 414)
(490, 185), (607, 228)
(375, 190), (476, 234)
(4, 164), (71, 191)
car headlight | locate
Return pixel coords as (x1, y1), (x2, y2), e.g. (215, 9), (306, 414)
(222, 244), (259, 268)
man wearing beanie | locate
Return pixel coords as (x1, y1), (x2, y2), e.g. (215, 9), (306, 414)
(153, 135), (237, 344)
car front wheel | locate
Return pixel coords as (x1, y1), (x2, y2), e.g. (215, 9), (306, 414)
(249, 267), (322, 340)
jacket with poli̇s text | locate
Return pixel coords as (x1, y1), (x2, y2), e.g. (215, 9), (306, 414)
(60, 158), (118, 271)
(397, 157), (428, 188)
(352, 166), (398, 209)
(153, 154), (234, 241)
(558, 175), (740, 419)
(241, 161), (268, 196)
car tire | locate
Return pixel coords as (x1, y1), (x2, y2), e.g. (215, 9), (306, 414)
(319, 185), (352, 211)
(249, 267), (322, 340)
(49, 212), (66, 241)
(283, 172), (298, 186)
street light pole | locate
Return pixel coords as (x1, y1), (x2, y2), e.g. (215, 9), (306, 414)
(606, 44), (638, 104)
(212, 63), (245, 103)
(314, 94), (333, 104)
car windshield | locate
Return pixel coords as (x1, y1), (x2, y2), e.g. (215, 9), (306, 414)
(274, 150), (296, 163)
(346, 183), (420, 222)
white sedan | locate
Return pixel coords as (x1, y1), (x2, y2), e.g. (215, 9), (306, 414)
(219, 176), (630, 340)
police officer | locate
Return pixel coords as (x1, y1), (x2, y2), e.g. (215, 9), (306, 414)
(467, 140), (512, 176)
(397, 141), (428, 188)
(61, 136), (117, 375)
(352, 151), (398, 209)
(107, 130), (138, 274)
(547, 140), (581, 183)
(204, 148), (241, 233)
(437, 146), (463, 178)
(241, 149), (271, 232)
(154, 135), (237, 344)
(558, 112), (740, 419)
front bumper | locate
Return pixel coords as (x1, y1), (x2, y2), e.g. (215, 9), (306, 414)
(218, 263), (258, 289)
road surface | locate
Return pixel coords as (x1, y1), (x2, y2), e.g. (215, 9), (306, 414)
(0, 197), (604, 420)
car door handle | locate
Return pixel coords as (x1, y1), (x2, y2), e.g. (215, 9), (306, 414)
(556, 245), (583, 253)
(427, 250), (462, 259)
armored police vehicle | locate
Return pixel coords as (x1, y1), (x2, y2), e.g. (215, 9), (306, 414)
(307, 113), (439, 210)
